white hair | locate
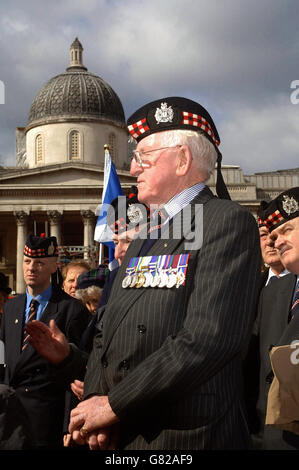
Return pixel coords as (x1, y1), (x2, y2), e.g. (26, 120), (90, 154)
(75, 285), (102, 304)
(131, 130), (218, 180)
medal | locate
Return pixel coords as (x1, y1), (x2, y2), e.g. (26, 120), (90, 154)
(130, 272), (139, 287)
(136, 272), (146, 288)
(167, 271), (177, 288)
(158, 271), (169, 288)
(176, 271), (185, 288)
(151, 272), (160, 287)
(122, 275), (132, 288)
(143, 271), (153, 287)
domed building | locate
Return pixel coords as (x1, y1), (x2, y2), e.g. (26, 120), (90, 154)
(0, 39), (135, 293)
(25, 38), (128, 169)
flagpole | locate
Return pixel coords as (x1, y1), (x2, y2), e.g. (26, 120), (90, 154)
(98, 144), (110, 266)
(94, 143), (123, 269)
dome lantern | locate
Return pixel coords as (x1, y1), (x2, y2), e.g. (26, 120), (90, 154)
(67, 37), (87, 72)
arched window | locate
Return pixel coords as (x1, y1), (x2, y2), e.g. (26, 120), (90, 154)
(69, 130), (80, 160)
(35, 134), (43, 163)
(108, 133), (117, 161)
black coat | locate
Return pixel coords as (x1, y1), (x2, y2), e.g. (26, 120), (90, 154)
(0, 286), (89, 448)
(254, 273), (299, 449)
(83, 187), (261, 449)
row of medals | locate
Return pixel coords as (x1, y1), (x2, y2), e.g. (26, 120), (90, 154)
(122, 268), (186, 289)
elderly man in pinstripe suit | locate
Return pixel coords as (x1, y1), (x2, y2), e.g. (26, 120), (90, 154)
(29, 97), (262, 450)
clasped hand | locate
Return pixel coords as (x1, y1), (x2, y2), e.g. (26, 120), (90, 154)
(69, 395), (120, 450)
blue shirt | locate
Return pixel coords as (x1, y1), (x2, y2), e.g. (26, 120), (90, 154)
(25, 284), (52, 323)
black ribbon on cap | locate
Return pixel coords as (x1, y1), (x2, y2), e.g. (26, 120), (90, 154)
(216, 151), (231, 200)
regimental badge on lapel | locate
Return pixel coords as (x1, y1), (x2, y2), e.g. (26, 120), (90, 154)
(155, 102), (174, 124)
(282, 195), (299, 216)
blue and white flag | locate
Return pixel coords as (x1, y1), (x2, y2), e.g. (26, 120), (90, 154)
(94, 146), (123, 266)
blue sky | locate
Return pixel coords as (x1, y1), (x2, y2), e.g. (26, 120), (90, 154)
(0, 0), (299, 173)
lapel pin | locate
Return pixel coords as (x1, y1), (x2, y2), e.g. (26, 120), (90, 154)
(15, 319), (19, 324)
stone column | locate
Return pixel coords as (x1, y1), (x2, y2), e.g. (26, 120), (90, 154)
(47, 210), (62, 246)
(81, 210), (95, 261)
(14, 210), (29, 294)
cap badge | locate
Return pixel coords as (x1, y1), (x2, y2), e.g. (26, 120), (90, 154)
(127, 204), (144, 224)
(155, 102), (174, 124)
(282, 195), (299, 215)
(48, 241), (55, 256)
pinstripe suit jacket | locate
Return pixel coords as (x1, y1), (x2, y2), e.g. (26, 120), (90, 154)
(84, 186), (261, 450)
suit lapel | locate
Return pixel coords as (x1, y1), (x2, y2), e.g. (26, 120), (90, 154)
(7, 295), (26, 379)
(13, 289), (60, 376)
(102, 186), (214, 353)
(275, 274), (299, 345)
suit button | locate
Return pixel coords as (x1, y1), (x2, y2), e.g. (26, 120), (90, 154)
(120, 360), (130, 370)
(138, 324), (146, 334)
(25, 388), (29, 392)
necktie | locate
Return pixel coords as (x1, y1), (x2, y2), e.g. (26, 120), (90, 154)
(290, 283), (299, 321)
(267, 275), (280, 286)
(139, 208), (169, 256)
(22, 299), (39, 351)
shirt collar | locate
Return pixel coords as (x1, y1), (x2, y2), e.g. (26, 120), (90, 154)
(26, 284), (52, 309)
(160, 182), (206, 222)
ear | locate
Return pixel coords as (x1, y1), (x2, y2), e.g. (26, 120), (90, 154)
(175, 145), (193, 176)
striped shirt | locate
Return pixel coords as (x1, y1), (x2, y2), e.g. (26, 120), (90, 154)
(162, 182), (206, 223)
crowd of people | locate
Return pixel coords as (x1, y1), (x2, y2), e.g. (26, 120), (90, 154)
(0, 95), (298, 452)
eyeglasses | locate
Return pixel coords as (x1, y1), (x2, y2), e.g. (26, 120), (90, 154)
(130, 145), (182, 168)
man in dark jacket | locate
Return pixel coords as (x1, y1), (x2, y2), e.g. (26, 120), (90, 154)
(0, 234), (89, 449)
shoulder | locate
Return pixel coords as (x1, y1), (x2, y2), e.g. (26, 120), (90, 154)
(50, 287), (86, 310)
(3, 294), (25, 310)
(258, 273), (296, 310)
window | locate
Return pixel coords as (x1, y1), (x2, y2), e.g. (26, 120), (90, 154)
(35, 134), (43, 163)
(69, 130), (80, 160)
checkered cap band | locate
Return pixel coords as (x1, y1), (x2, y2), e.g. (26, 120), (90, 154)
(264, 210), (284, 229)
(24, 246), (45, 257)
(24, 245), (59, 257)
(128, 111), (220, 147)
(128, 118), (150, 139)
(181, 111), (220, 147)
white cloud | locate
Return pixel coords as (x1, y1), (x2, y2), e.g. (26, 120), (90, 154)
(220, 98), (299, 173)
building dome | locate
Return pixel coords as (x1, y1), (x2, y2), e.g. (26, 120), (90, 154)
(27, 38), (126, 130)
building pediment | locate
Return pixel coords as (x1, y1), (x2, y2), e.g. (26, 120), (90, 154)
(0, 161), (135, 187)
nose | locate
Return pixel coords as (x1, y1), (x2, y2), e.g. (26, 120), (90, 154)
(273, 234), (284, 250)
(130, 158), (142, 176)
(266, 235), (275, 248)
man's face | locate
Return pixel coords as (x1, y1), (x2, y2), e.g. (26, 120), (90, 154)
(113, 228), (138, 266)
(270, 217), (299, 274)
(130, 134), (181, 207)
(63, 266), (89, 297)
(259, 226), (283, 269)
(23, 256), (57, 292)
